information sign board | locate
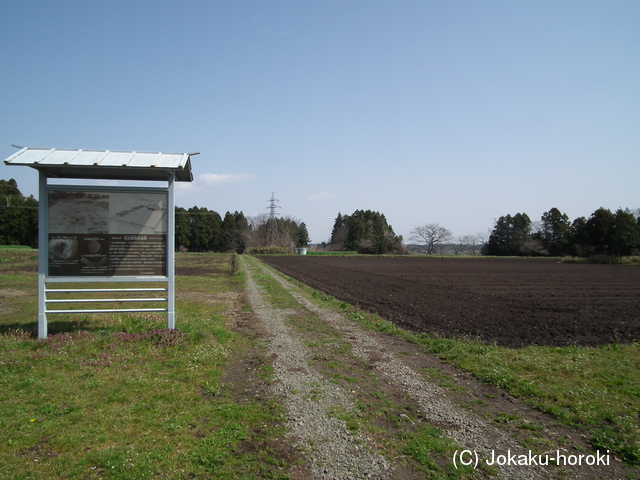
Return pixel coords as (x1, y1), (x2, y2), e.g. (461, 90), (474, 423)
(47, 189), (168, 277)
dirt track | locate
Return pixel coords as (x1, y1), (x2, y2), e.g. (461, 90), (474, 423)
(258, 256), (640, 348)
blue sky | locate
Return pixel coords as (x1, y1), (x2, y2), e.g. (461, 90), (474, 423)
(1, 1), (638, 244)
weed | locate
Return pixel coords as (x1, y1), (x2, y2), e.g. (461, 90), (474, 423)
(203, 380), (221, 397)
(401, 425), (476, 478)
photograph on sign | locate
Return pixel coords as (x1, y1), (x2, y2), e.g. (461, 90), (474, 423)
(47, 190), (167, 277)
(109, 193), (167, 234)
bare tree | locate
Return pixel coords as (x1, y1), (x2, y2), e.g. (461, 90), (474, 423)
(409, 223), (452, 255)
(474, 229), (492, 255)
(454, 234), (488, 255)
(467, 232), (483, 255)
(245, 214), (268, 248)
(454, 235), (472, 255)
(245, 214), (302, 249)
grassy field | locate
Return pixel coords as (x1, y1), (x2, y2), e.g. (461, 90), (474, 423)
(1, 248), (638, 478)
(0, 248), (292, 480)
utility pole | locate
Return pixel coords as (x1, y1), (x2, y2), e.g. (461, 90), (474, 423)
(266, 192), (281, 245)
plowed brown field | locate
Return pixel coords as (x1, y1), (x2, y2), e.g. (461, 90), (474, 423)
(258, 256), (640, 348)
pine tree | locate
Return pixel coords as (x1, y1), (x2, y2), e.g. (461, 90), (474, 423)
(540, 208), (570, 256)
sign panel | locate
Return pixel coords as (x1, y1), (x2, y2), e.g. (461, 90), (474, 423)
(47, 189), (167, 276)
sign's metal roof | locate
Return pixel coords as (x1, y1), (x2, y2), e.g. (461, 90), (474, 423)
(4, 147), (194, 182)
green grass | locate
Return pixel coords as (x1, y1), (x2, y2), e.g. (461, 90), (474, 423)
(246, 264), (299, 309)
(401, 426), (480, 478)
(388, 335), (638, 464)
(0, 246), (39, 275)
(0, 252), (292, 480)
(399, 333), (639, 466)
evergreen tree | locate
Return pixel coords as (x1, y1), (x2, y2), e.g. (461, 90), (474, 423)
(188, 207), (222, 252)
(372, 215), (388, 254)
(570, 216), (589, 256)
(540, 207), (570, 256)
(220, 211), (236, 252)
(0, 179), (38, 247)
(233, 211), (249, 253)
(330, 210), (403, 254)
(174, 207), (248, 253)
(584, 207), (615, 255)
(485, 213), (532, 256)
(330, 213), (348, 247)
(296, 222), (310, 248)
(611, 208), (640, 256)
(174, 207), (191, 251)
(221, 211), (248, 253)
(345, 210), (367, 252)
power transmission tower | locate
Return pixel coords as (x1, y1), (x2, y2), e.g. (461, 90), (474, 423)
(267, 192), (281, 220)
(266, 192), (281, 245)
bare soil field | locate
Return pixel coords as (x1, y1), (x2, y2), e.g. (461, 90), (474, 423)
(258, 256), (640, 348)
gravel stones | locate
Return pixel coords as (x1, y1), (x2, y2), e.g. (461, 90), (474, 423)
(242, 256), (391, 479)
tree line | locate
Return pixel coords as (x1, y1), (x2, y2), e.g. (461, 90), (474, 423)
(0, 179), (38, 247)
(4, 178), (638, 257)
(408, 207), (640, 257)
(175, 207), (249, 253)
(484, 207), (640, 257)
(0, 179), (309, 253)
(175, 208), (310, 253)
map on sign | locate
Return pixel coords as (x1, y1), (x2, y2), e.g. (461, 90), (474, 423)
(47, 190), (168, 277)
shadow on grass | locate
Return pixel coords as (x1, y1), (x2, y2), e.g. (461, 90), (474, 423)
(0, 319), (109, 338)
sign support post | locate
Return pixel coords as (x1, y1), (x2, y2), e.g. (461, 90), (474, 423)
(38, 171), (48, 339)
(167, 171), (176, 330)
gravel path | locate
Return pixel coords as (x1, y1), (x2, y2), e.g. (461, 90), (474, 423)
(239, 255), (619, 480)
(242, 256), (391, 479)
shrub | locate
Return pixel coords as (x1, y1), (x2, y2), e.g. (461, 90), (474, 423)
(560, 255), (640, 265)
(245, 246), (292, 255)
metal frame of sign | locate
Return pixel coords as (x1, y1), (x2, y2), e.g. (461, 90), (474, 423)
(36, 172), (177, 339)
